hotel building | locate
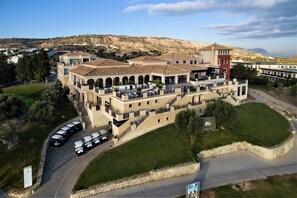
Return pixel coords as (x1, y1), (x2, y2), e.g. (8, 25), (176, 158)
(58, 44), (247, 140)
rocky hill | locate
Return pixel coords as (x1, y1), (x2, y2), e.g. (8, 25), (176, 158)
(0, 35), (265, 58)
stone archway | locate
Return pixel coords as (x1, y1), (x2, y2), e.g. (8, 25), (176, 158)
(106, 78), (112, 88)
(129, 76), (135, 85)
(113, 77), (120, 86)
(95, 78), (103, 88)
(144, 75), (150, 84)
(138, 75), (143, 84)
(87, 79), (94, 89)
(122, 76), (128, 85)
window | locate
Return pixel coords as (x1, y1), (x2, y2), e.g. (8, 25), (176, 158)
(158, 119), (161, 123)
(166, 117), (169, 121)
(194, 60), (197, 64)
(183, 60), (186, 64)
(129, 104), (132, 108)
(64, 68), (69, 75)
(155, 100), (158, 103)
(176, 61), (179, 64)
(147, 101), (150, 105)
(242, 86), (246, 95)
(138, 103), (141, 106)
(190, 60), (193, 64)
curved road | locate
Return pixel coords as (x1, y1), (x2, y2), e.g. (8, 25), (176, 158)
(32, 127), (114, 198)
(30, 90), (297, 198)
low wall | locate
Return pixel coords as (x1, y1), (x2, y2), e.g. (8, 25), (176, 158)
(71, 162), (200, 198)
(198, 132), (295, 160)
(8, 116), (80, 198)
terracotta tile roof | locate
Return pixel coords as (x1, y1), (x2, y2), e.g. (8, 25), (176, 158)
(158, 53), (196, 60)
(199, 43), (232, 51)
(63, 52), (93, 57)
(128, 56), (167, 63)
(82, 58), (130, 67)
(70, 63), (208, 77)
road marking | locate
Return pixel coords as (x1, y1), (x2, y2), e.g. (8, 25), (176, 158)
(54, 160), (77, 198)
(54, 141), (112, 198)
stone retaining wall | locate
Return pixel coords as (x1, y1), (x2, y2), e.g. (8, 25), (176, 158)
(8, 116), (80, 198)
(198, 132), (295, 159)
(71, 162), (200, 198)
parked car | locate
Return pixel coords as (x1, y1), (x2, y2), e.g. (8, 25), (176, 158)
(74, 140), (85, 156)
(91, 132), (101, 145)
(66, 123), (76, 135)
(60, 126), (71, 137)
(99, 129), (108, 142)
(83, 136), (93, 150)
(50, 134), (65, 147)
(56, 130), (69, 139)
(72, 121), (82, 131)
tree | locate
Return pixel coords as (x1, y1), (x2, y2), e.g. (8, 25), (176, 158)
(0, 55), (16, 86)
(289, 84), (297, 96)
(16, 54), (35, 81)
(0, 95), (27, 121)
(35, 49), (50, 82)
(205, 100), (237, 130)
(29, 100), (56, 123)
(277, 83), (284, 97)
(175, 109), (203, 147)
(230, 64), (257, 80)
(266, 81), (274, 91)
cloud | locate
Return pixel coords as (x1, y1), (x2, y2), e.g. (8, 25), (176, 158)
(123, 0), (286, 15)
(124, 0), (297, 39)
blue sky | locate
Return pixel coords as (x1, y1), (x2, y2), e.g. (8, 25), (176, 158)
(0, 0), (296, 57)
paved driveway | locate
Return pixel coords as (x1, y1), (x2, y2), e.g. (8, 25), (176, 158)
(32, 126), (114, 198)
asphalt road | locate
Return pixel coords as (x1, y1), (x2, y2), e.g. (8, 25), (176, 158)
(31, 125), (113, 198)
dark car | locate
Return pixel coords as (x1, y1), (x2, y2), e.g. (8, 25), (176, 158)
(50, 134), (65, 147)
(72, 121), (82, 131)
(66, 123), (76, 135)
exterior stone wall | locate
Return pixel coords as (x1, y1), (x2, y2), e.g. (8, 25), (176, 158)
(8, 116), (80, 198)
(198, 132), (295, 160)
(71, 162), (200, 198)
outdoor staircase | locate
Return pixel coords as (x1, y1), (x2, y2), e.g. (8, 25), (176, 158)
(77, 102), (92, 129)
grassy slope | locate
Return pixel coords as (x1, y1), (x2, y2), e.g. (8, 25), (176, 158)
(0, 84), (78, 191)
(201, 174), (297, 198)
(75, 103), (291, 190)
(75, 124), (194, 190)
(2, 84), (48, 107)
(230, 103), (290, 147)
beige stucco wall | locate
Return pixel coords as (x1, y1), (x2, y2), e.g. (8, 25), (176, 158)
(111, 94), (177, 114)
(197, 133), (295, 160)
(71, 162), (200, 198)
(86, 106), (111, 128)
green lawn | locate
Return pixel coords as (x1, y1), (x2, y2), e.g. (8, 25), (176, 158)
(75, 103), (291, 191)
(74, 124), (195, 190)
(199, 174), (297, 198)
(0, 84), (78, 192)
(230, 103), (290, 147)
(2, 84), (48, 107)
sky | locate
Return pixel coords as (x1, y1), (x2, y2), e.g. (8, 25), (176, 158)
(0, 0), (296, 57)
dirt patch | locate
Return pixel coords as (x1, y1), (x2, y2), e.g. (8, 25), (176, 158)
(232, 181), (255, 192)
(201, 189), (215, 198)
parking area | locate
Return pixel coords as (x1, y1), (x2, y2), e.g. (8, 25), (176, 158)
(32, 125), (114, 198)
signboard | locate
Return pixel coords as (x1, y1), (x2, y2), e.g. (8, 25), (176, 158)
(201, 117), (216, 131)
(186, 181), (200, 198)
(23, 166), (32, 188)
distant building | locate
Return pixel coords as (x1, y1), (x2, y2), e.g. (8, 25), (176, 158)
(57, 52), (96, 85)
(231, 61), (297, 80)
(199, 43), (232, 79)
